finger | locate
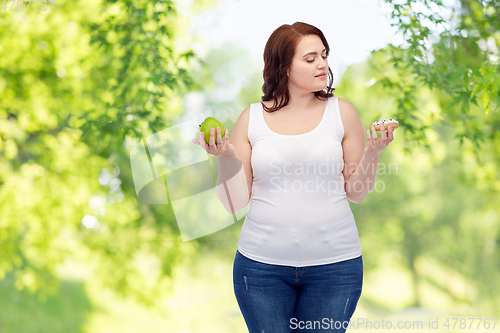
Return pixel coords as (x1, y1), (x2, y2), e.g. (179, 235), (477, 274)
(388, 125), (394, 142)
(192, 138), (199, 145)
(216, 127), (221, 145)
(209, 127), (216, 148)
(380, 123), (388, 141)
(224, 128), (229, 147)
(200, 132), (205, 148)
(367, 129), (373, 146)
(371, 124), (378, 143)
(201, 132), (209, 150)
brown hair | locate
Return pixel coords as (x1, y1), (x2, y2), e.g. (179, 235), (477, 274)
(261, 22), (335, 113)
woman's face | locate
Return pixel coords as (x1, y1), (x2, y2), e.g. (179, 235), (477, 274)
(287, 34), (329, 93)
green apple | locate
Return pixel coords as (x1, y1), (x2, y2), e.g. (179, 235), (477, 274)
(198, 117), (226, 145)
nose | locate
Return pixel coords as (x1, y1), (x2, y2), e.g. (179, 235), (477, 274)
(319, 59), (327, 70)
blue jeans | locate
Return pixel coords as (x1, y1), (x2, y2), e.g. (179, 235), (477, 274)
(233, 250), (363, 333)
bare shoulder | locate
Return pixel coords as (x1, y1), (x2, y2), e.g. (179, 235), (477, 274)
(241, 105), (251, 121)
(337, 97), (362, 140)
(337, 97), (357, 119)
(232, 106), (251, 143)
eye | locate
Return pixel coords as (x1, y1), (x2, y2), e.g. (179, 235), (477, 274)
(307, 56), (328, 63)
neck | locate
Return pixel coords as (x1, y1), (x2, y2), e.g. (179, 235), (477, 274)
(276, 91), (318, 112)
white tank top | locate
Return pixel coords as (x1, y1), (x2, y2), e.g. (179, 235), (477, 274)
(237, 95), (362, 267)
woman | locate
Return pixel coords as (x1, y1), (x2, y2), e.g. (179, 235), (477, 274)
(194, 22), (395, 333)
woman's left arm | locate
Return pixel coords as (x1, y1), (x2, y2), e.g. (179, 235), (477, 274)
(339, 99), (395, 204)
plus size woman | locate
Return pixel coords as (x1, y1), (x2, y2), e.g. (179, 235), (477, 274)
(193, 22), (395, 333)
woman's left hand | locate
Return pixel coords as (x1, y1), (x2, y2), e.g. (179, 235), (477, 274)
(365, 124), (395, 156)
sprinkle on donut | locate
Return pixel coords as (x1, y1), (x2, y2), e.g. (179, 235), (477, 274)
(371, 119), (399, 131)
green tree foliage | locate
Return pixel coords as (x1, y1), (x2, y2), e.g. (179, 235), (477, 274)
(1, 0), (499, 321)
(381, 0), (499, 155)
(336, 0), (499, 314)
(0, 0), (218, 308)
(337, 56), (498, 313)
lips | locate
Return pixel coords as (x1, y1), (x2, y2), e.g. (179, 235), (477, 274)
(315, 72), (327, 77)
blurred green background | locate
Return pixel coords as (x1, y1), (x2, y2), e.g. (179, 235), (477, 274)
(0, 0), (499, 332)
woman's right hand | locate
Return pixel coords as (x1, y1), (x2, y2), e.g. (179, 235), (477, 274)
(192, 126), (236, 158)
